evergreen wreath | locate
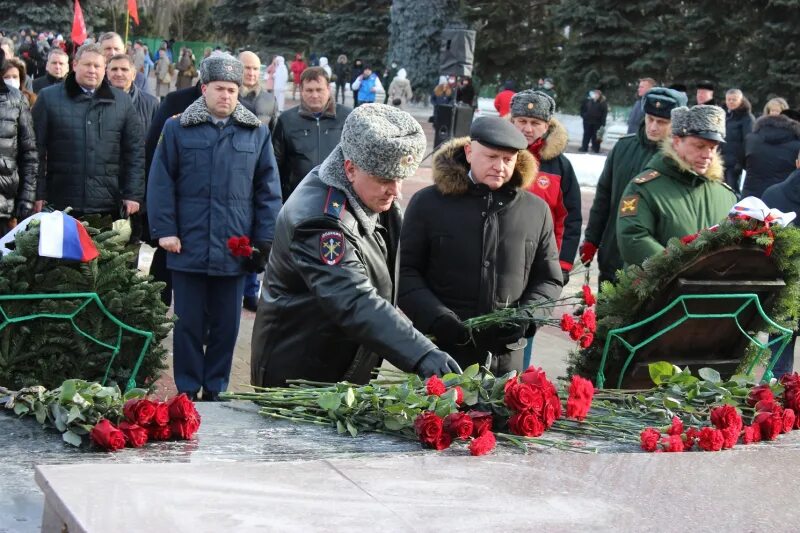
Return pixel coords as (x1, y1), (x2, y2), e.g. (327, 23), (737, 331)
(568, 217), (800, 384)
(0, 219), (172, 390)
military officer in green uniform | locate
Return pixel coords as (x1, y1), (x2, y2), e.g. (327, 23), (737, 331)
(581, 87), (687, 285)
(617, 105), (737, 266)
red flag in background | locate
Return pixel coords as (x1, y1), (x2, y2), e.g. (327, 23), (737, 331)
(71, 0), (87, 45)
(128, 0), (140, 25)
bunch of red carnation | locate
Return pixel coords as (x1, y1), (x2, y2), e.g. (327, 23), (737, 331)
(89, 393), (201, 452)
(413, 408), (496, 456)
(504, 367), (562, 437)
(227, 235), (253, 258)
(565, 375), (595, 421)
(559, 285), (597, 349)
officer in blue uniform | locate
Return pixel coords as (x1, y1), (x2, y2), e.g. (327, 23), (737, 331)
(148, 54), (282, 401)
(250, 104), (460, 387)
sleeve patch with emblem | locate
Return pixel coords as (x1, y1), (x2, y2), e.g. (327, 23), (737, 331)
(320, 231), (346, 265)
(619, 195), (639, 217)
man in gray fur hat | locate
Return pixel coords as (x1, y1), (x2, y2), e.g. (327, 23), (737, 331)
(617, 105), (736, 266)
(148, 53), (282, 401)
(251, 103), (461, 387)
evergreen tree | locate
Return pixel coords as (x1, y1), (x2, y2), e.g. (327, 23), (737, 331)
(314, 0), (391, 69)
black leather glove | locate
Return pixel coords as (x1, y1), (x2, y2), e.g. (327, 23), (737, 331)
(243, 241), (271, 273)
(415, 349), (462, 377)
(14, 201), (33, 221)
(561, 269), (570, 286)
(474, 320), (527, 354)
(429, 313), (470, 347)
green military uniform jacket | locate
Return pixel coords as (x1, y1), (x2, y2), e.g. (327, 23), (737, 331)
(584, 125), (659, 280)
(616, 143), (736, 266)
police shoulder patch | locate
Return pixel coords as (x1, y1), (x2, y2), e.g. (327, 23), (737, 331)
(320, 231), (346, 265)
(632, 170), (660, 184)
(619, 195), (639, 217)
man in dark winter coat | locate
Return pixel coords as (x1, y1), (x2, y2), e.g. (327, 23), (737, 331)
(617, 105), (736, 266)
(0, 49), (37, 235)
(580, 89), (608, 153)
(238, 51), (277, 132)
(742, 111), (800, 199)
(626, 77), (656, 134)
(722, 89), (755, 195)
(32, 48), (68, 94)
(272, 66), (351, 200)
(399, 117), (563, 375)
(695, 81), (717, 106)
(582, 87), (687, 285)
(148, 54), (282, 401)
(510, 89), (581, 283)
(32, 43), (144, 219)
(107, 54), (158, 140)
(251, 104), (460, 387)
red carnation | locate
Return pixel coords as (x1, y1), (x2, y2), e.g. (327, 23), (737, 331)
(560, 313), (576, 332)
(90, 419), (126, 451)
(721, 426), (739, 449)
(451, 386), (464, 405)
(152, 402), (170, 426)
(119, 421), (149, 448)
(227, 235), (253, 258)
(697, 427), (724, 451)
(504, 380), (545, 413)
(680, 233), (699, 245)
(146, 424), (173, 441)
(579, 309), (597, 333)
(414, 412), (444, 447)
(579, 333), (594, 349)
(783, 408), (796, 433)
(566, 375), (594, 421)
(508, 410), (545, 437)
(640, 427), (660, 452)
(684, 427), (699, 449)
(426, 375), (447, 396)
(755, 407), (783, 441)
(742, 424), (761, 444)
(123, 398), (157, 426)
(569, 323), (584, 341)
(443, 413), (474, 440)
(469, 430), (496, 456)
(468, 411), (493, 436)
(661, 434), (684, 452)
(168, 393), (198, 420)
(747, 384), (774, 407)
(582, 284), (596, 307)
(667, 416), (683, 436)
(710, 405), (742, 431)
(171, 415), (201, 440)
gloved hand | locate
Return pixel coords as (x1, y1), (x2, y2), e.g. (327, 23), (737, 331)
(14, 201), (33, 221)
(579, 241), (598, 265)
(243, 241), (272, 273)
(429, 313), (470, 347)
(474, 320), (527, 354)
(415, 349), (462, 377)
(561, 269), (570, 286)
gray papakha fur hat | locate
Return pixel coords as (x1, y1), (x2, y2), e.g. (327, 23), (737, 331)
(200, 53), (243, 86)
(510, 89), (556, 122)
(340, 103), (426, 181)
(671, 104), (726, 143)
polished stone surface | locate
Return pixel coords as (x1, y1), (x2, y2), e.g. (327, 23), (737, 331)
(36, 449), (800, 532)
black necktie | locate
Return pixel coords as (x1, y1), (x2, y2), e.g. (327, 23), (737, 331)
(216, 121), (225, 129)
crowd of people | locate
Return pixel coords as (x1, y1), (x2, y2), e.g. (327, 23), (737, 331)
(2, 21), (799, 399)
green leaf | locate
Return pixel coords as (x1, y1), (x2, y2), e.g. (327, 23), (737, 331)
(317, 392), (341, 411)
(67, 405), (84, 424)
(698, 368), (721, 384)
(461, 388), (479, 406)
(435, 400), (454, 418)
(13, 402), (29, 416)
(62, 430), (83, 447)
(648, 361), (675, 385)
(663, 397), (681, 409)
(345, 419), (358, 437)
(344, 388), (356, 408)
(462, 363), (480, 380)
(122, 388), (146, 401)
(59, 380), (77, 404)
(383, 415), (408, 431)
(336, 420), (346, 434)
(34, 402), (47, 424)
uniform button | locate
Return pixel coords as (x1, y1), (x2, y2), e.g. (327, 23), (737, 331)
(87, 120), (92, 125)
(481, 211), (486, 217)
(483, 260), (490, 267)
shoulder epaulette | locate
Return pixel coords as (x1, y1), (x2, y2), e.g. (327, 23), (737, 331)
(632, 170), (660, 185)
(619, 133), (636, 139)
(323, 187), (348, 219)
(718, 180), (736, 194)
(170, 113), (181, 119)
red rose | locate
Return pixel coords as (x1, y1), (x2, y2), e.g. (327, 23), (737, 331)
(747, 384), (774, 407)
(508, 410), (545, 437)
(780, 372), (800, 389)
(542, 398), (559, 428)
(755, 408), (783, 441)
(697, 427), (724, 451)
(468, 411), (493, 437)
(755, 399), (779, 413)
(147, 424), (173, 441)
(90, 419), (126, 451)
(661, 434), (684, 452)
(519, 366), (549, 388)
(168, 393), (198, 420)
(152, 402), (170, 426)
(684, 427), (699, 450)
(414, 412), (444, 446)
(123, 398), (157, 426)
(451, 386), (464, 405)
(431, 431), (452, 451)
(443, 413), (474, 440)
(710, 405), (742, 431)
(582, 284), (596, 306)
(782, 408), (795, 433)
(119, 421), (149, 448)
(640, 427), (660, 452)
(721, 426), (739, 449)
(579, 333), (594, 349)
(425, 375), (446, 396)
(171, 415), (201, 440)
(469, 430), (496, 456)
(504, 380), (544, 413)
(579, 309), (597, 333)
(667, 416), (683, 436)
(560, 313), (576, 332)
(566, 375), (594, 421)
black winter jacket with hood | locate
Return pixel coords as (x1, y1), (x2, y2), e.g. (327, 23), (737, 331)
(722, 99), (755, 172)
(743, 113), (800, 199)
(0, 81), (37, 219)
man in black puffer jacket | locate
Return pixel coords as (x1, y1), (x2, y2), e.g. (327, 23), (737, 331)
(0, 49), (37, 235)
(743, 111), (800, 199)
(722, 89), (755, 195)
(32, 43), (144, 218)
